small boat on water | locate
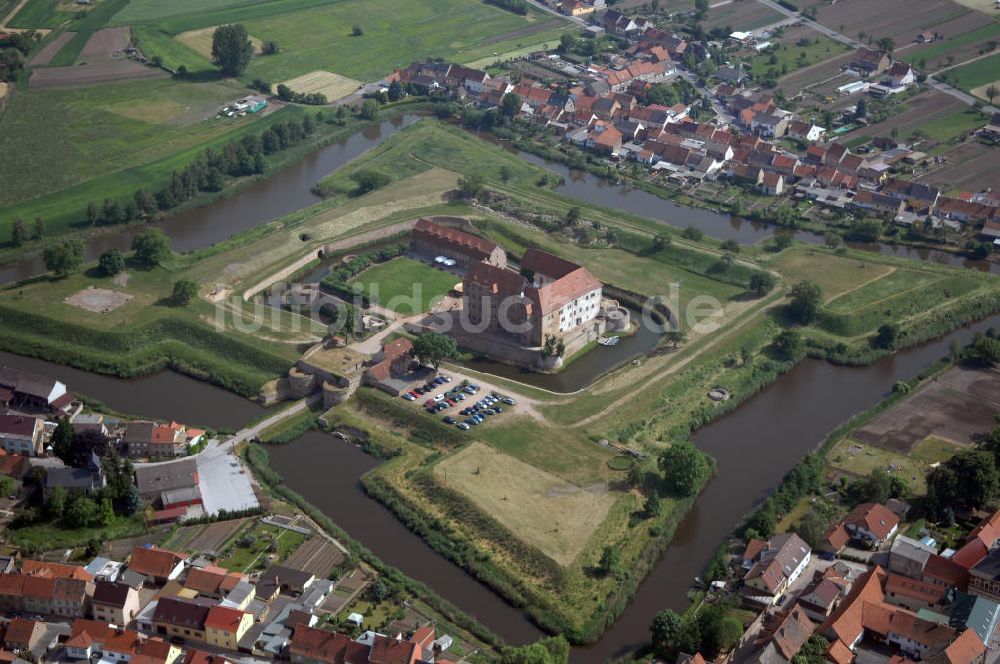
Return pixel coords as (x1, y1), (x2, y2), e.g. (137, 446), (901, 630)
(597, 336), (621, 346)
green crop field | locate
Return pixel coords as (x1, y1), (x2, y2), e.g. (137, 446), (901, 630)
(916, 107), (990, 142)
(8, 0), (81, 28)
(350, 257), (459, 314)
(941, 52), (1000, 92)
(121, 0), (570, 84)
(903, 23), (1000, 67)
(0, 77), (252, 209)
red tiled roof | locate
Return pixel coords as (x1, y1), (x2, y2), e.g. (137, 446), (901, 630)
(885, 573), (947, 605)
(129, 547), (186, 579)
(826, 638), (854, 664)
(944, 628), (987, 664)
(412, 218), (499, 262)
(370, 634), (418, 664)
(744, 538), (767, 561)
(845, 503), (899, 541)
(204, 605), (248, 633)
(3, 618), (40, 646)
(290, 625), (370, 664)
(22, 559), (94, 581)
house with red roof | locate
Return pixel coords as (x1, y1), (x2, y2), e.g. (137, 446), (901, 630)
(128, 546), (188, 584)
(204, 605), (253, 650)
(409, 218), (506, 269)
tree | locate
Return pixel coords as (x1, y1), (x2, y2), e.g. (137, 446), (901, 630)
(653, 233), (672, 251)
(172, 279), (198, 305)
(370, 579), (390, 602)
(644, 493), (662, 518)
(86, 201), (100, 226)
(854, 97), (867, 120)
(134, 189), (154, 215)
(773, 233), (793, 251)
(793, 635), (830, 664)
(749, 271), (776, 297)
(131, 227), (171, 267)
(99, 249), (125, 276)
(211, 24), (254, 76)
(70, 429), (109, 468)
(351, 24), (363, 36)
(682, 226), (704, 241)
(359, 98), (380, 120)
(350, 170), (391, 194)
(65, 495), (99, 528)
(501, 91), (522, 120)
(874, 323), (900, 350)
(651, 609), (685, 659)
(48, 486), (67, 518)
(411, 332), (459, 370)
(261, 40), (279, 55)
(948, 449), (999, 508)
(10, 218), (25, 247)
(388, 79), (404, 101)
(565, 206), (581, 227)
(987, 84), (999, 105)
(720, 239), (740, 254)
(598, 545), (622, 576)
(32, 216), (44, 240)
(658, 441), (708, 497)
(970, 335), (1000, 367)
(773, 328), (804, 360)
(824, 232), (842, 250)
(795, 509), (829, 549)
(456, 174), (485, 201)
(787, 280), (823, 325)
(500, 637), (569, 664)
(43, 239), (85, 278)
(52, 418), (75, 465)
(666, 329), (688, 348)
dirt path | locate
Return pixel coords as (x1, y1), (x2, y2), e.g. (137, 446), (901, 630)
(0, 0), (28, 27)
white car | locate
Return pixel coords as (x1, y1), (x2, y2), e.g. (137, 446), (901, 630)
(433, 394), (445, 402)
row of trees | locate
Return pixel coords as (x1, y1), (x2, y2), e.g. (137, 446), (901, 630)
(0, 31), (37, 83)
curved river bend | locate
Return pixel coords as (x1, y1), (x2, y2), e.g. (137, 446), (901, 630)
(2, 314), (998, 659)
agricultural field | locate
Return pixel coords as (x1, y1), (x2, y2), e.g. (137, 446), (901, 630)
(902, 21), (1000, 71)
(349, 257), (459, 314)
(0, 76), (252, 209)
(827, 435), (960, 494)
(7, 0), (89, 29)
(918, 142), (1000, 191)
(281, 70), (360, 101)
(814, 0), (982, 44)
(769, 249), (895, 301)
(838, 90), (966, 144)
(940, 51), (1000, 97)
(702, 0), (784, 31)
(775, 50), (855, 96)
(433, 442), (619, 566)
(175, 24), (264, 59)
(113, 0), (571, 84)
(915, 107), (990, 142)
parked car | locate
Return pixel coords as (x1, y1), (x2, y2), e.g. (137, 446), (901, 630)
(502, 397), (515, 405)
(457, 422), (470, 430)
(402, 394), (415, 401)
(443, 416), (456, 425)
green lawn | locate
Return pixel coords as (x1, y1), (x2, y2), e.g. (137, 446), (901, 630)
(350, 257), (458, 314)
(11, 514), (147, 552)
(903, 23), (1000, 69)
(916, 108), (989, 142)
(218, 523), (305, 572)
(112, 0), (293, 23)
(748, 35), (847, 78)
(8, 0), (80, 28)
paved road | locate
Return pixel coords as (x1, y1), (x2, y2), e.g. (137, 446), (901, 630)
(751, 0), (1000, 114)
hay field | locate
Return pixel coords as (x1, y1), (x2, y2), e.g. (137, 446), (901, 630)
(434, 442), (617, 566)
(175, 25), (263, 59)
(281, 70), (360, 101)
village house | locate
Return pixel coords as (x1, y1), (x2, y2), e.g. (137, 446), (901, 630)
(746, 606), (815, 664)
(91, 579), (141, 626)
(0, 414), (44, 456)
(787, 120), (825, 143)
(851, 190), (906, 218)
(741, 533), (812, 607)
(3, 618), (45, 656)
(134, 459), (199, 507)
(886, 61), (916, 88)
(849, 47), (890, 76)
(152, 596), (214, 642)
(884, 573), (949, 612)
(72, 412), (108, 437)
(0, 366), (73, 414)
(66, 618), (183, 663)
(826, 502), (900, 551)
(183, 566), (246, 600)
(363, 338), (417, 396)
(751, 113), (791, 139)
(889, 535), (936, 579)
(290, 624), (426, 664)
(128, 546), (188, 585)
(759, 172), (785, 196)
(204, 605), (253, 650)
(798, 570), (852, 621)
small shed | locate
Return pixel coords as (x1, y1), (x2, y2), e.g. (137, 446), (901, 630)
(347, 612), (364, 627)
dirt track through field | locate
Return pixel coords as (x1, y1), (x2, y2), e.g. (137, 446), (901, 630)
(29, 32), (74, 65)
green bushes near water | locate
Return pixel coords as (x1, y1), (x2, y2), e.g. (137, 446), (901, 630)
(354, 388), (466, 447)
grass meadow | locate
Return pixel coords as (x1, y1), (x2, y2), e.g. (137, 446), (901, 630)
(350, 257), (459, 314)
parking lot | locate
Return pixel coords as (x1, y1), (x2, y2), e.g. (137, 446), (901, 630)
(398, 372), (519, 432)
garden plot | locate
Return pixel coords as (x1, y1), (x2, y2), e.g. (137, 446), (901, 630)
(854, 366), (1000, 453)
(281, 70), (360, 101)
(433, 442), (618, 567)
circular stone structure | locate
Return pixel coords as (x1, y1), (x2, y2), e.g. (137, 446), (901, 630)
(322, 381), (349, 408)
(604, 306), (630, 332)
(708, 387), (731, 401)
(287, 367), (316, 398)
